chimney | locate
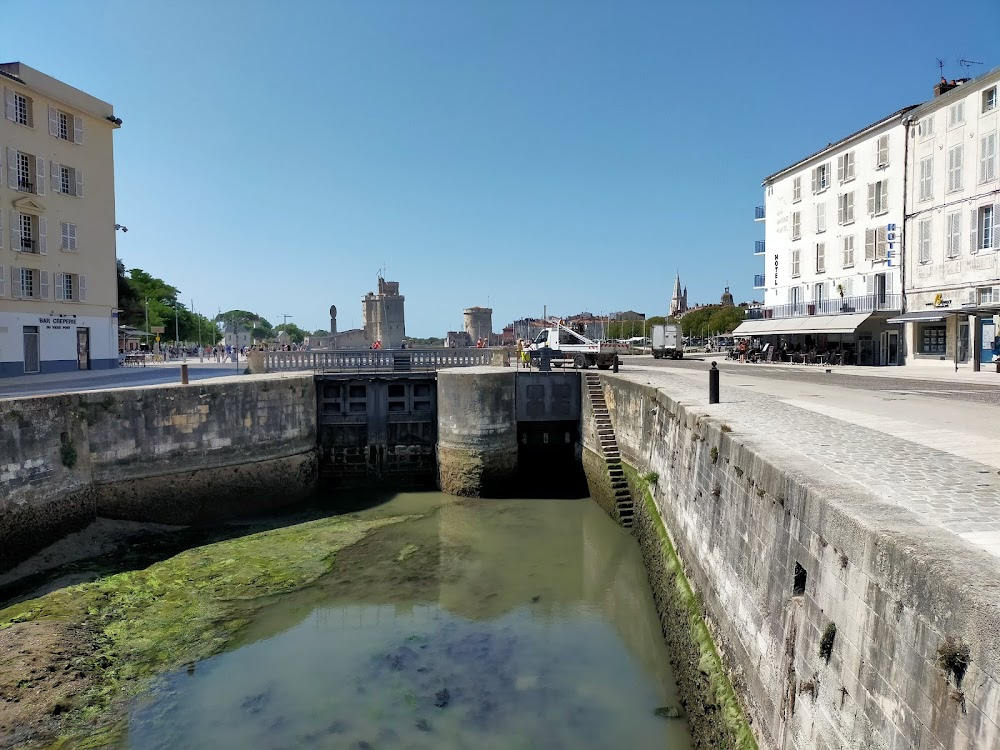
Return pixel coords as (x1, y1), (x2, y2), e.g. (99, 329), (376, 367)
(934, 77), (971, 97)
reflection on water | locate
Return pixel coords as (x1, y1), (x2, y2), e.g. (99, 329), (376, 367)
(124, 493), (692, 750)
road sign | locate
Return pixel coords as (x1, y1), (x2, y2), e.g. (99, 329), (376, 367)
(151, 326), (165, 334)
(155, 336), (160, 342)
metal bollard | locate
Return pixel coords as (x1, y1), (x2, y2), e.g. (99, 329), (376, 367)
(708, 361), (719, 404)
(180, 363), (189, 385)
(612, 353), (619, 373)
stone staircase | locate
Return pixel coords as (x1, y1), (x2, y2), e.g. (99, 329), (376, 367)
(585, 373), (634, 528)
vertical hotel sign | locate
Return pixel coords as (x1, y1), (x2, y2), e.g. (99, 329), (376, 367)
(773, 254), (779, 285)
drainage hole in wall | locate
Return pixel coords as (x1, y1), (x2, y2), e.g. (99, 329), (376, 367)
(793, 562), (807, 597)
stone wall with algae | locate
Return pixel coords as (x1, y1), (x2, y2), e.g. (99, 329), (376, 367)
(589, 374), (1000, 750)
(0, 376), (318, 572)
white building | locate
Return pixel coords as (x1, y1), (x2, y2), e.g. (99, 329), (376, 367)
(738, 106), (916, 365)
(895, 68), (1000, 370)
(0, 62), (121, 376)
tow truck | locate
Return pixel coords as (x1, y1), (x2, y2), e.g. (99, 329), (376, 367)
(526, 322), (628, 370)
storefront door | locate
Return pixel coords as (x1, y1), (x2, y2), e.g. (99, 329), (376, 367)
(982, 318), (999, 365)
(879, 331), (899, 366)
(77, 328), (91, 370)
(23, 326), (40, 373)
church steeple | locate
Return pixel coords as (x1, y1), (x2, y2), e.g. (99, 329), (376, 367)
(670, 272), (686, 316)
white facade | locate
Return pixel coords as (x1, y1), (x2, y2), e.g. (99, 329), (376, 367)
(750, 107), (914, 365)
(902, 67), (1000, 369)
(0, 62), (120, 376)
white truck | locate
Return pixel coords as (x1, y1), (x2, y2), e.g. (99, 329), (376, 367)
(651, 323), (684, 360)
(526, 323), (627, 370)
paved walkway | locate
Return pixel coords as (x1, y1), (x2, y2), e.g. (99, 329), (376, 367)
(617, 364), (1000, 561)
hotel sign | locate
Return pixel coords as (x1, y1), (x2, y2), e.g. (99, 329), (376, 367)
(773, 253), (779, 285)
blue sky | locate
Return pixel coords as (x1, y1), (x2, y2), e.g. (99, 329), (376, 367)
(6, 0), (999, 336)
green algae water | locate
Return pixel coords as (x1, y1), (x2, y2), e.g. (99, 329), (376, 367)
(118, 492), (691, 750)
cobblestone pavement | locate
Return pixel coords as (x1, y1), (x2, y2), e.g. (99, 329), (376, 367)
(645, 357), (1000, 405)
(615, 366), (1000, 561)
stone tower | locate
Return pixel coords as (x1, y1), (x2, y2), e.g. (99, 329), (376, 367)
(363, 277), (406, 348)
(670, 272), (688, 317)
(463, 307), (493, 344)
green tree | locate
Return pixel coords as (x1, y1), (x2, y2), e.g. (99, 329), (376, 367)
(311, 329), (330, 337)
(274, 323), (307, 344)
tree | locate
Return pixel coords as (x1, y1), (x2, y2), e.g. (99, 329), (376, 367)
(312, 329), (330, 337)
(274, 323), (307, 344)
(678, 305), (745, 338)
(118, 266), (216, 344)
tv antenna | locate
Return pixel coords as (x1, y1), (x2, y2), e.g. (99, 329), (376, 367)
(936, 58), (945, 79)
(958, 58), (983, 77)
(278, 314), (292, 327)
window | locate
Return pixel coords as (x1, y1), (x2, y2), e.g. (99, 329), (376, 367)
(842, 235), (855, 268)
(973, 204), (998, 251)
(947, 145), (963, 192)
(983, 87), (997, 114)
(917, 117), (934, 138)
(791, 211), (801, 240)
(837, 151), (855, 183)
(10, 213), (46, 254)
(792, 176), (801, 203)
(946, 211), (961, 258)
(918, 156), (934, 201)
(816, 203), (826, 233)
(791, 249), (801, 277)
(948, 101), (965, 128)
(13, 267), (47, 299)
(54, 272), (85, 302)
(812, 163), (830, 193)
(20, 267), (35, 298)
(815, 242), (826, 273)
(814, 282), (826, 303)
(47, 106), (83, 144)
(918, 218), (932, 263)
(6, 148), (43, 195)
(868, 180), (888, 216)
(17, 152), (31, 192)
(5, 90), (33, 127)
(978, 286), (1000, 305)
(919, 325), (946, 354)
(789, 286), (801, 305)
(980, 132), (997, 183)
(865, 227), (888, 261)
(52, 163), (84, 197)
(875, 135), (889, 168)
(19, 214), (34, 253)
(61, 222), (77, 252)
(837, 192), (854, 225)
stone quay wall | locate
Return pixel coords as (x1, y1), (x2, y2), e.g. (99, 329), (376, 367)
(585, 374), (999, 750)
(0, 376), (318, 572)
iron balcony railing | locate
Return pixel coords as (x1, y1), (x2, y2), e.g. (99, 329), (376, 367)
(18, 179), (34, 193)
(754, 206), (766, 221)
(753, 274), (766, 288)
(746, 293), (902, 319)
(19, 238), (35, 251)
(754, 240), (765, 255)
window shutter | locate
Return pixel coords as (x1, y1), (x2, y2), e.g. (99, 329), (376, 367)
(0, 265), (4, 296)
(79, 274), (87, 302)
(867, 184), (875, 216)
(4, 89), (15, 121)
(6, 147), (17, 189)
(811, 169), (817, 194)
(55, 272), (64, 301)
(50, 161), (60, 193)
(865, 228), (875, 260)
(11, 267), (20, 298)
(982, 133), (997, 183)
(970, 209), (978, 253)
(73, 115), (84, 145)
(9, 211), (20, 252)
(993, 204), (1000, 249)
(75, 168), (83, 198)
(35, 157), (44, 196)
(837, 156), (844, 183)
(48, 105), (58, 137)
(0, 208), (3, 249)
(876, 227), (887, 259)
(39, 270), (49, 300)
(880, 180), (888, 213)
(847, 192), (854, 223)
(837, 196), (844, 224)
(38, 217), (47, 255)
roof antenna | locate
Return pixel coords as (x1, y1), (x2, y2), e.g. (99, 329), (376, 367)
(958, 58), (983, 78)
(936, 58), (945, 80)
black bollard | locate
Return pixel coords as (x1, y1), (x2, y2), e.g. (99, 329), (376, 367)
(612, 353), (619, 373)
(708, 361), (719, 404)
(180, 363), (189, 385)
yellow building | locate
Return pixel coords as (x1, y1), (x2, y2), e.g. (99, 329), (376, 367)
(0, 62), (120, 376)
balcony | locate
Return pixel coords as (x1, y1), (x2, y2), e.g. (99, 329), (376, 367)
(746, 293), (902, 319)
(753, 274), (766, 289)
(754, 206), (766, 221)
(18, 179), (34, 194)
(19, 238), (36, 252)
(754, 240), (765, 255)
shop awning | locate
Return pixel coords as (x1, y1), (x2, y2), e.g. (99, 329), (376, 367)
(732, 312), (872, 337)
(885, 310), (954, 323)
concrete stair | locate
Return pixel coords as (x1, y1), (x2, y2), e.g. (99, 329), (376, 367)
(586, 372), (634, 527)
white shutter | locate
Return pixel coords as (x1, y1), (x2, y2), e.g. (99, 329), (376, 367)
(837, 155), (844, 183)
(880, 180), (888, 214)
(6, 147), (17, 189)
(981, 133), (997, 183)
(837, 195), (844, 224)
(74, 168), (83, 198)
(39, 270), (49, 300)
(54, 272), (64, 301)
(79, 274), (87, 302)
(73, 115), (84, 144)
(0, 265), (4, 296)
(4, 89), (15, 121)
(51, 161), (60, 193)
(811, 169), (817, 194)
(876, 227), (887, 259)
(848, 152), (855, 180)
(9, 211), (20, 252)
(865, 228), (875, 260)
(970, 209), (978, 253)
(11, 267), (20, 298)
(867, 184), (875, 216)
(847, 192), (854, 223)
(35, 157), (44, 196)
(48, 105), (58, 137)
(994, 204), (1000, 249)
(38, 217), (47, 255)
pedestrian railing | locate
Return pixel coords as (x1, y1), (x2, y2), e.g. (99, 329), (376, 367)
(254, 348), (496, 374)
